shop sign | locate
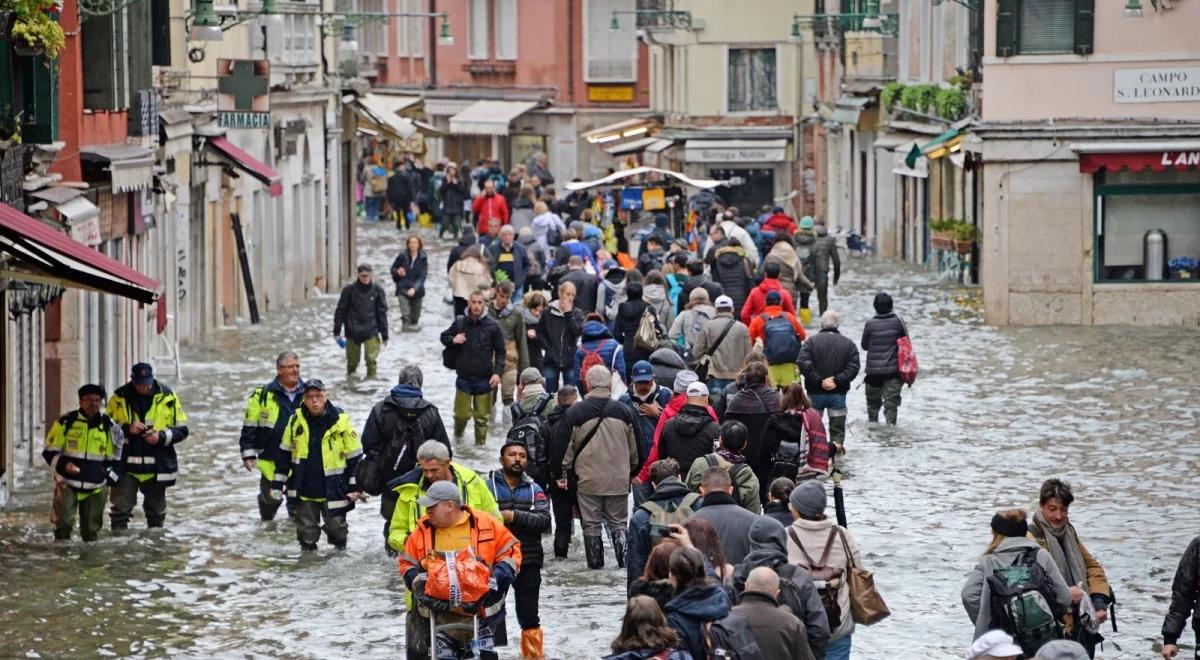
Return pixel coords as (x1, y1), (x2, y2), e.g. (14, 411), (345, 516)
(588, 85), (635, 103)
(68, 216), (102, 247)
(1161, 151), (1200, 167)
(685, 144), (787, 163)
(217, 59), (271, 128)
(1114, 67), (1200, 104)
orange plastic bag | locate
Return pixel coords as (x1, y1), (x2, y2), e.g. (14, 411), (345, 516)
(422, 549), (491, 607)
(615, 252), (635, 270)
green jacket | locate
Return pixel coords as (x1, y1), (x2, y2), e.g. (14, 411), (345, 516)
(685, 453), (761, 514)
(487, 303), (529, 372)
(386, 462), (501, 553)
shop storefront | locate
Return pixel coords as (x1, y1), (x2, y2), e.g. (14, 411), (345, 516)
(676, 136), (792, 213)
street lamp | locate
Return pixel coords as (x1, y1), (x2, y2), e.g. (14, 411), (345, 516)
(1124, 0), (1143, 17)
(188, 0), (223, 41)
(438, 15), (453, 45)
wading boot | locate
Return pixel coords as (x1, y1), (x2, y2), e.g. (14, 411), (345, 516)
(553, 536), (570, 560)
(520, 627), (544, 660)
(609, 528), (628, 569)
(584, 535), (605, 569)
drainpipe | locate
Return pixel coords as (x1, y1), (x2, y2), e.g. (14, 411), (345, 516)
(428, 0), (437, 89)
(567, 0), (575, 104)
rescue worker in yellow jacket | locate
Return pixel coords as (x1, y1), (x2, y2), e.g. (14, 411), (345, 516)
(398, 480), (521, 660)
(238, 350), (305, 521)
(106, 362), (188, 531)
(43, 384), (123, 542)
(277, 379), (366, 551)
(385, 439), (500, 555)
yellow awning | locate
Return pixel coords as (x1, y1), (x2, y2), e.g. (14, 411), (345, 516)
(924, 133), (964, 160)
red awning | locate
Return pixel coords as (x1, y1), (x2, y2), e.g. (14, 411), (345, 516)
(0, 203), (160, 304)
(1080, 150), (1200, 174)
(206, 136), (283, 197)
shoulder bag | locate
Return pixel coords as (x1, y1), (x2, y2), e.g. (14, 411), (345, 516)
(838, 527), (890, 625)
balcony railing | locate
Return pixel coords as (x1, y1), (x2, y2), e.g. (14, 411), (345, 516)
(809, 13), (899, 40)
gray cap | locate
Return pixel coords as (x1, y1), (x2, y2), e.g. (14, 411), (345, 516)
(417, 480), (462, 507)
(519, 367), (544, 386)
(789, 480), (827, 517)
(1032, 640), (1089, 660)
(673, 369), (699, 394)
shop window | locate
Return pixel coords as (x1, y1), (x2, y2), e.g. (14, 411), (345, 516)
(709, 168), (775, 212)
(995, 0), (1093, 57)
(585, 0), (637, 82)
(727, 48), (777, 113)
(1095, 169), (1200, 282)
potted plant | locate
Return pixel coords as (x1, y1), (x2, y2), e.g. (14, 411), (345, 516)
(7, 0), (65, 58)
(953, 222), (978, 254)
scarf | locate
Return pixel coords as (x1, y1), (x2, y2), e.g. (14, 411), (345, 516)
(715, 448), (745, 464)
(1032, 511), (1088, 587)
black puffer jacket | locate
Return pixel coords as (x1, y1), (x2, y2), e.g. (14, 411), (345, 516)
(723, 384), (781, 491)
(861, 312), (907, 376)
(797, 328), (860, 395)
(613, 284), (657, 372)
(712, 245), (754, 313)
(658, 404), (720, 474)
(1163, 535), (1200, 647)
(440, 313), (505, 383)
(439, 176), (470, 214)
(333, 279), (389, 342)
(561, 269), (598, 315)
(360, 385), (451, 482)
(390, 250), (428, 298)
(538, 300), (584, 369)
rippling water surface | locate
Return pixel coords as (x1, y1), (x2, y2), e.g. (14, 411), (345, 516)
(3, 220), (1198, 659)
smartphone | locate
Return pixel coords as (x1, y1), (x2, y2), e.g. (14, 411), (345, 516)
(649, 523), (672, 539)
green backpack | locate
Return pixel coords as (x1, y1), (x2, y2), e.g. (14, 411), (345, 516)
(640, 492), (702, 547)
(986, 548), (1064, 656)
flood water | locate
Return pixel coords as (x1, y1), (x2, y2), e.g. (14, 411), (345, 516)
(3, 219), (1198, 659)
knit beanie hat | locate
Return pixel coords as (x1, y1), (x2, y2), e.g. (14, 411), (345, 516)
(672, 370), (699, 394)
(789, 480), (826, 517)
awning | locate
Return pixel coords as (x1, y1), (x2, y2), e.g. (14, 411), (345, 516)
(28, 186), (84, 205)
(1076, 146), (1200, 173)
(921, 128), (963, 160)
(159, 108), (195, 158)
(80, 144), (155, 193)
(684, 139), (788, 163)
(0, 202), (159, 303)
(564, 166), (734, 192)
(831, 96), (870, 125)
(604, 136), (662, 156)
(354, 93), (421, 140)
(645, 138), (675, 154)
(56, 197), (99, 223)
(892, 141), (928, 178)
(449, 100), (539, 136)
(872, 132), (918, 150)
(205, 136), (283, 197)
(423, 98), (477, 117)
(583, 117), (654, 143)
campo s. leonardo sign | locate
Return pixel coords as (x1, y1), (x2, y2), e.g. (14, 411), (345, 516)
(1114, 67), (1200, 104)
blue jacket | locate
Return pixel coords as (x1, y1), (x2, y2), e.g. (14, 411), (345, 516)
(487, 239), (529, 292)
(574, 320), (625, 381)
(484, 469), (551, 568)
(665, 584), (732, 659)
(618, 382), (673, 465)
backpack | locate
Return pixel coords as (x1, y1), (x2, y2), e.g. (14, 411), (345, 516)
(789, 527), (844, 630)
(635, 307), (662, 351)
(370, 167), (388, 194)
(704, 611), (766, 660)
(506, 394), (554, 485)
(639, 492), (701, 547)
(774, 563), (815, 623)
(666, 273), (685, 308)
(768, 421), (807, 482)
(796, 243), (817, 284)
(986, 548), (1064, 656)
(441, 317), (464, 370)
(897, 335), (918, 386)
(356, 409), (425, 496)
(760, 313), (800, 365)
(580, 344), (608, 383)
(704, 454), (754, 505)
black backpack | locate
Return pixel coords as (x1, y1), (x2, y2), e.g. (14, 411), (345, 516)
(507, 394), (553, 485)
(773, 564), (814, 623)
(356, 409), (425, 496)
(705, 610), (766, 660)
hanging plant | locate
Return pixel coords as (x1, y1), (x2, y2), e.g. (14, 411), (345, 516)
(934, 87), (966, 121)
(5, 0), (65, 59)
(880, 82), (905, 112)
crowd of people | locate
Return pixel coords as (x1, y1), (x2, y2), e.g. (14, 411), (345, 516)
(40, 154), (1200, 660)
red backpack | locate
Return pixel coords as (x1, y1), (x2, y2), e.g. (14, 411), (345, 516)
(897, 336), (918, 386)
(579, 344), (606, 387)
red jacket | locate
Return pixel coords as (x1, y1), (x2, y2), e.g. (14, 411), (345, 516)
(740, 279), (795, 324)
(636, 393), (718, 483)
(762, 213), (796, 235)
(472, 193), (510, 234)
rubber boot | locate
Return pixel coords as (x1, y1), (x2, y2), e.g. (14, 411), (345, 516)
(867, 407), (880, 424)
(609, 528), (628, 569)
(520, 627), (544, 660)
(828, 413), (846, 447)
(884, 407), (898, 425)
(553, 535), (570, 560)
(584, 535), (605, 569)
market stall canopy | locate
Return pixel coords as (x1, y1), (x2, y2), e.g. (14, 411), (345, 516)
(0, 202), (160, 303)
(352, 93), (444, 139)
(564, 166), (734, 192)
(204, 136), (283, 197)
(449, 100), (539, 136)
(1072, 140), (1200, 173)
(80, 144), (155, 193)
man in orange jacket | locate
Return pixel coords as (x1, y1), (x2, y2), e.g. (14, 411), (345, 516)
(399, 480), (522, 660)
(748, 289), (806, 386)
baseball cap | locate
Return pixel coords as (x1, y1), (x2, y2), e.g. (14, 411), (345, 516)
(686, 381), (709, 397)
(631, 361), (654, 383)
(303, 379), (327, 393)
(417, 480), (463, 507)
(78, 383), (106, 399)
(130, 362), (155, 386)
(715, 295), (734, 309)
(966, 631), (1023, 659)
(765, 290), (782, 305)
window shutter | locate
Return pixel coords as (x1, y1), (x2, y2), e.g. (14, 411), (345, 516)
(1073, 0), (1095, 55)
(151, 0), (171, 66)
(468, 0), (489, 60)
(20, 56), (59, 144)
(995, 0), (1018, 58)
(494, 0), (518, 60)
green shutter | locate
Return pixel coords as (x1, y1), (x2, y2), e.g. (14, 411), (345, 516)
(126, 0), (153, 135)
(995, 0), (1018, 57)
(1073, 0), (1095, 55)
(22, 57), (59, 143)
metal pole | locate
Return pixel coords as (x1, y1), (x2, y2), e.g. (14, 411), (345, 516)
(229, 212), (261, 324)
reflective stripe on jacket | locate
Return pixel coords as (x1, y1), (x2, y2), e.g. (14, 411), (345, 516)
(238, 380), (302, 483)
(106, 382), (188, 486)
(386, 463), (501, 553)
(278, 406), (363, 511)
(42, 411), (122, 494)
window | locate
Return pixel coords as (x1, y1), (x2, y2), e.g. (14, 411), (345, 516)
(727, 48), (777, 113)
(494, 0), (518, 60)
(584, 0), (637, 82)
(995, 0), (1094, 57)
(358, 0), (387, 57)
(468, 0), (489, 59)
(396, 0), (425, 56)
(1094, 169), (1200, 283)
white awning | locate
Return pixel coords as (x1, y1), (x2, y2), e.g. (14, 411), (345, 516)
(56, 197), (99, 222)
(80, 144), (155, 193)
(892, 140), (928, 178)
(355, 93), (419, 139)
(645, 138), (675, 154)
(449, 100), (539, 136)
(684, 139), (788, 163)
(424, 98), (477, 117)
(831, 96), (870, 125)
(872, 132), (916, 150)
(564, 166), (733, 192)
(604, 136), (661, 156)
